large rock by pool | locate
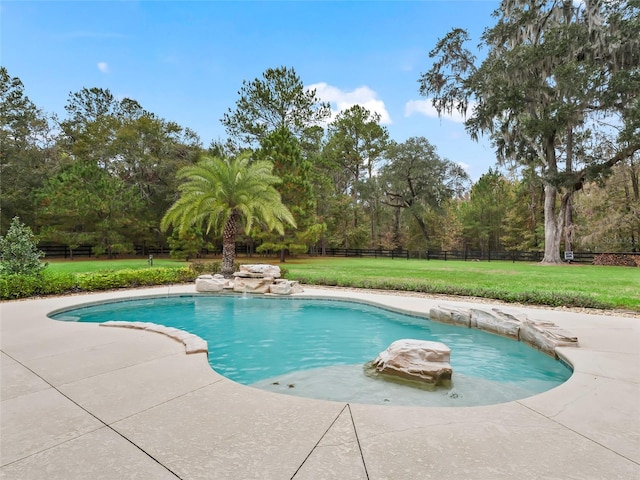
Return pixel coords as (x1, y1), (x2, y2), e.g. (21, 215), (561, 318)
(196, 264), (302, 295)
(233, 264), (281, 278)
(195, 274), (232, 292)
(367, 339), (453, 388)
(429, 306), (579, 357)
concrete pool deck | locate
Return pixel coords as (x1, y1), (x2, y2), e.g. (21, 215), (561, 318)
(1, 285), (638, 479)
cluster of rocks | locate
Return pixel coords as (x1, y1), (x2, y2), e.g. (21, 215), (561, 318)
(195, 264), (303, 295)
(428, 305), (579, 357)
(366, 339), (452, 389)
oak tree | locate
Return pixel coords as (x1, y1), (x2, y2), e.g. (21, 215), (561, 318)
(420, 0), (640, 262)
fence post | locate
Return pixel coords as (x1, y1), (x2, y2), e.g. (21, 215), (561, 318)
(444, 251), (447, 261)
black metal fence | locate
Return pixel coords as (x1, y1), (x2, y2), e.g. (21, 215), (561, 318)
(39, 244), (94, 258)
(319, 248), (410, 259)
(316, 248), (639, 264)
(422, 249), (543, 262)
(38, 243), (638, 265)
(39, 244), (169, 258)
(420, 249), (639, 263)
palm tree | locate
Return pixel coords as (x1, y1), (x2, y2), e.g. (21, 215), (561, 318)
(161, 153), (296, 277)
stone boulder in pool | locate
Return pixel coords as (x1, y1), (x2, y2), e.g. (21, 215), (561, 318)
(366, 339), (453, 389)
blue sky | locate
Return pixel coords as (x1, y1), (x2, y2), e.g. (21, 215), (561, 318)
(2, 0), (499, 180)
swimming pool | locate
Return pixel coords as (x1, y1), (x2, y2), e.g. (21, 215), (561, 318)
(50, 294), (572, 406)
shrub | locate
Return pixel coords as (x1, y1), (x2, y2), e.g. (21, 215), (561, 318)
(77, 267), (196, 291)
(39, 271), (78, 295)
(0, 271), (79, 300)
(0, 266), (198, 300)
(188, 261), (240, 275)
(189, 261), (221, 275)
(0, 274), (41, 299)
(0, 217), (47, 275)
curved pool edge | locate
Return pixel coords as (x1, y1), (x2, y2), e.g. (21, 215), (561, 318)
(1, 285), (638, 478)
(47, 290), (574, 406)
(49, 289), (579, 369)
(99, 321), (209, 355)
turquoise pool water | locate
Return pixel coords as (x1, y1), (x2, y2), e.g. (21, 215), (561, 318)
(51, 295), (572, 406)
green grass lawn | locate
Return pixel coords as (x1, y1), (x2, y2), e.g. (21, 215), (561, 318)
(45, 256), (639, 311)
(47, 258), (189, 273)
(283, 257), (640, 311)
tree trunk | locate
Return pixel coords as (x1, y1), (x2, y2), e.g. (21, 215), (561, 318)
(541, 184), (563, 264)
(369, 203), (376, 248)
(221, 213), (239, 277)
(540, 135), (563, 264)
(412, 213), (430, 246)
(393, 207), (401, 248)
(563, 127), (574, 252)
(564, 195), (574, 252)
(353, 165), (359, 229)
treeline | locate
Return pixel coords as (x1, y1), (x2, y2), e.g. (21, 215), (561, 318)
(1, 65), (638, 259)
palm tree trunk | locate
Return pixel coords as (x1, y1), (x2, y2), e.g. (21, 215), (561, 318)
(221, 212), (239, 277)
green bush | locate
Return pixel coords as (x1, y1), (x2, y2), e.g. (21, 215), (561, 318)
(0, 274), (41, 299)
(0, 217), (47, 275)
(188, 261), (240, 276)
(189, 261), (222, 275)
(39, 271), (77, 295)
(0, 267), (197, 300)
(0, 270), (77, 299)
(77, 267), (195, 291)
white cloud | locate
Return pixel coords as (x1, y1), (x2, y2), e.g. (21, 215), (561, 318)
(97, 62), (109, 73)
(457, 161), (471, 173)
(307, 82), (392, 124)
(404, 99), (474, 123)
